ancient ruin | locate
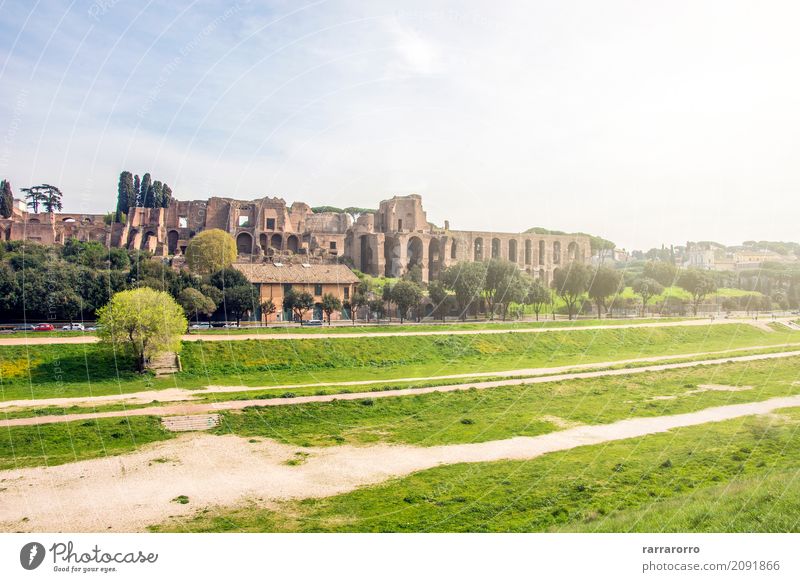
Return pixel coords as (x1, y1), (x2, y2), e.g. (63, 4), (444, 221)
(1, 193), (588, 283)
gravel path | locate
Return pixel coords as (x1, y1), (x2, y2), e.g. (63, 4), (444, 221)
(3, 349), (800, 428)
(0, 317), (783, 345)
(2, 394), (798, 532)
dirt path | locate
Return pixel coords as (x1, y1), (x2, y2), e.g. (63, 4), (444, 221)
(2, 394), (798, 532)
(4, 343), (800, 412)
(0, 317), (786, 346)
(3, 349), (800, 428)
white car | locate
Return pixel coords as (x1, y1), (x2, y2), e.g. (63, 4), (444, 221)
(61, 323), (85, 331)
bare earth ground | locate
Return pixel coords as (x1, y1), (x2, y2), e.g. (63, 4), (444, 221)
(0, 317), (781, 346)
(3, 349), (800, 428)
(2, 395), (799, 532)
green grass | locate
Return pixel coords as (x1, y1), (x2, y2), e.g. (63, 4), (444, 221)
(153, 407), (800, 532)
(2, 323), (797, 402)
(0, 415), (172, 470)
(213, 355), (800, 447)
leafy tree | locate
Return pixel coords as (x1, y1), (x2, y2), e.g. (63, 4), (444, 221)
(390, 280), (423, 323)
(39, 184), (64, 212)
(588, 266), (623, 318)
(223, 285), (256, 326)
(178, 288), (217, 326)
(96, 287), (186, 372)
(321, 292), (342, 324)
(552, 262), (590, 320)
(209, 266), (250, 290)
(632, 277), (664, 316)
(0, 179), (13, 218)
(483, 259), (519, 320)
(427, 280), (450, 321)
(138, 173), (152, 207)
(349, 289), (368, 323)
(116, 171), (135, 222)
(678, 269), (717, 315)
(403, 264), (423, 284)
(22, 186), (47, 213)
(368, 298), (385, 320)
(260, 298), (277, 326)
(283, 288), (314, 321)
(442, 261), (487, 319)
(185, 230), (236, 275)
(525, 279), (551, 321)
(643, 261), (678, 287)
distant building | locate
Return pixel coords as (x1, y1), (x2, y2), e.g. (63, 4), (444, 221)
(234, 262), (360, 322)
(684, 242), (797, 271)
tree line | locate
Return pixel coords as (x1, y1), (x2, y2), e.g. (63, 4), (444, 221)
(115, 171), (173, 222)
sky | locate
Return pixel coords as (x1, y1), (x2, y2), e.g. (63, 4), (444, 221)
(1, 0), (799, 251)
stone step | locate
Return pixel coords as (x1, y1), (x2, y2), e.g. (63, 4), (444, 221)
(161, 414), (221, 432)
(145, 352), (182, 376)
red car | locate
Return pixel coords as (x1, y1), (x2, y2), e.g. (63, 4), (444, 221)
(33, 323), (55, 331)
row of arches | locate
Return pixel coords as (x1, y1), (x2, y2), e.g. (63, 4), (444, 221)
(470, 237), (580, 265)
(235, 232), (300, 255)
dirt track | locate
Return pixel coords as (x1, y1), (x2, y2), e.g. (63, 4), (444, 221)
(3, 348), (800, 429)
(2, 395), (798, 532)
(0, 317), (783, 345)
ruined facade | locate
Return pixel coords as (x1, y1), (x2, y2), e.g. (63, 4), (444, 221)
(1, 193), (589, 283)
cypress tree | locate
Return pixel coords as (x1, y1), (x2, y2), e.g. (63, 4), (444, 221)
(116, 171), (134, 221)
(161, 183), (173, 208)
(0, 179), (13, 218)
(139, 173), (152, 206)
(131, 174), (140, 209)
(152, 180), (163, 208)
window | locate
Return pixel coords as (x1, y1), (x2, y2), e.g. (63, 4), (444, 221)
(329, 241), (337, 250)
(398, 219), (403, 231)
(179, 217), (188, 228)
(283, 283), (292, 293)
(266, 218), (275, 230)
(238, 215), (250, 227)
(344, 287), (350, 300)
(314, 284), (323, 296)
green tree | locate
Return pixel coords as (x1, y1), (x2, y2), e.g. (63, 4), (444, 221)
(138, 173), (152, 206)
(442, 261), (487, 320)
(390, 280), (423, 323)
(643, 261), (678, 287)
(0, 179), (13, 218)
(177, 287), (217, 326)
(96, 287), (187, 372)
(348, 290), (368, 324)
(283, 289), (314, 322)
(678, 269), (717, 315)
(427, 280), (450, 321)
(223, 285), (256, 326)
(321, 292), (342, 324)
(133, 174), (141, 207)
(39, 184), (64, 212)
(525, 279), (551, 321)
(588, 266), (623, 318)
(552, 262), (590, 320)
(22, 186), (47, 213)
(185, 230), (237, 275)
(151, 180), (163, 208)
(161, 183), (173, 208)
(632, 277), (664, 316)
(260, 298), (277, 326)
(116, 171), (135, 222)
(483, 259), (519, 320)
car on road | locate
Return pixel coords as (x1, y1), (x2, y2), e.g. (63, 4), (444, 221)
(33, 323), (55, 331)
(14, 323), (35, 332)
(189, 322), (212, 330)
(302, 319), (323, 327)
(61, 323), (85, 331)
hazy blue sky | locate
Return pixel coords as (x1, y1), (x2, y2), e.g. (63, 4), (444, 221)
(1, 0), (798, 250)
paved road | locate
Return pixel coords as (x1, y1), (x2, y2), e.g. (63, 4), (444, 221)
(4, 348), (799, 428)
(0, 317), (788, 345)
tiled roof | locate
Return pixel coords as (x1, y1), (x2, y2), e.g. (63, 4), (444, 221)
(234, 262), (360, 284)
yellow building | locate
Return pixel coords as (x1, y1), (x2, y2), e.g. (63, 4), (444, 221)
(234, 262), (360, 322)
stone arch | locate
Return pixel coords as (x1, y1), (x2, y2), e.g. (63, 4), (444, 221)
(538, 240), (545, 265)
(384, 236), (401, 277)
(286, 234), (299, 253)
(474, 237), (483, 261)
(407, 236), (423, 270)
(450, 239), (458, 260)
(259, 233), (268, 251)
(167, 230), (179, 255)
(491, 238), (501, 259)
(27, 218), (40, 224)
(508, 239), (518, 263)
(553, 241), (561, 264)
(270, 233), (282, 250)
(567, 241), (580, 262)
(525, 240), (532, 265)
(360, 235), (373, 273)
(428, 238), (441, 280)
(236, 232), (253, 255)
(143, 230), (157, 249)
(62, 217), (76, 223)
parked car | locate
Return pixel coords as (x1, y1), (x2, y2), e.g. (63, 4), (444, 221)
(15, 323), (35, 332)
(190, 322), (211, 329)
(302, 319), (323, 327)
(33, 323), (55, 331)
(62, 323), (85, 331)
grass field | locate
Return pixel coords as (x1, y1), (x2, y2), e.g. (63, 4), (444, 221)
(153, 407), (800, 532)
(4, 354), (800, 470)
(1, 323), (798, 402)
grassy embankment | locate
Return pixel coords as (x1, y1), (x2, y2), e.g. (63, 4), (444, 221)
(154, 407), (800, 533)
(1, 323), (798, 403)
